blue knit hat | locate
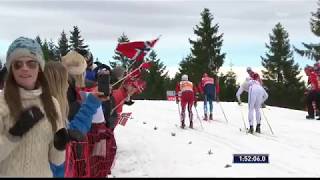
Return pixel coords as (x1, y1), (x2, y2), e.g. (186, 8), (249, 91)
(6, 37), (45, 71)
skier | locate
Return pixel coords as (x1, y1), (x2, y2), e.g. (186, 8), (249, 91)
(198, 73), (216, 120)
(304, 66), (320, 120)
(247, 67), (262, 85)
(236, 75), (268, 134)
(175, 74), (197, 129)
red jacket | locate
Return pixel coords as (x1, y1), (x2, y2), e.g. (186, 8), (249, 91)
(197, 77), (220, 95)
(308, 71), (319, 91)
(175, 80), (198, 99)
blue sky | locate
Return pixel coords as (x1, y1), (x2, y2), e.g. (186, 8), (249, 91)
(0, 0), (318, 81)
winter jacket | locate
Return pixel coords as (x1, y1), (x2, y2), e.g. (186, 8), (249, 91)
(307, 71), (320, 91)
(49, 93), (101, 177)
(175, 80), (198, 102)
(0, 87), (65, 177)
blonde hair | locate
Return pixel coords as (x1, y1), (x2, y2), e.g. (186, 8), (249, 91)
(44, 61), (69, 125)
(61, 50), (86, 88)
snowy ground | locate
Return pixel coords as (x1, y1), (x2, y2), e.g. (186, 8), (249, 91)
(111, 100), (320, 177)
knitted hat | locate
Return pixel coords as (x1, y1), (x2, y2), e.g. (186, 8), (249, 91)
(6, 37), (45, 71)
(181, 74), (188, 81)
(61, 51), (87, 75)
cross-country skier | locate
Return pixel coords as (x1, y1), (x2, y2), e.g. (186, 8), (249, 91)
(304, 66), (320, 120)
(247, 67), (263, 85)
(175, 74), (197, 129)
(236, 75), (268, 133)
(198, 73), (216, 120)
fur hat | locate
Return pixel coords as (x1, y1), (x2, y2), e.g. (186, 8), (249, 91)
(61, 51), (87, 75)
(6, 37), (45, 71)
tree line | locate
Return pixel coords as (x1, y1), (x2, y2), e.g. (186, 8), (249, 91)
(3, 0), (320, 110)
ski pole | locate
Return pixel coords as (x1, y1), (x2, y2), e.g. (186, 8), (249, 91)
(218, 102), (228, 123)
(194, 105), (204, 130)
(177, 101), (182, 122)
(238, 102), (247, 132)
(261, 108), (274, 135)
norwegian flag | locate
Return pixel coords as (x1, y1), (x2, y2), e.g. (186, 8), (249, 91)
(118, 112), (132, 126)
(115, 38), (159, 62)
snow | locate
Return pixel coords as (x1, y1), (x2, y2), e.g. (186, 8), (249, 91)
(111, 100), (320, 177)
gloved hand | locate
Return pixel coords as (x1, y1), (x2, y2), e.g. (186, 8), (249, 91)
(68, 129), (85, 142)
(238, 101), (242, 106)
(54, 128), (70, 151)
(9, 106), (44, 137)
(176, 97), (179, 104)
(124, 99), (135, 106)
(194, 101), (197, 107)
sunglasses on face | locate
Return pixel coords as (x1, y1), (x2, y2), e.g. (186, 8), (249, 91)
(13, 60), (39, 70)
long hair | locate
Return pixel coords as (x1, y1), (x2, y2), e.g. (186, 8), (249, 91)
(4, 68), (58, 132)
(44, 62), (69, 125)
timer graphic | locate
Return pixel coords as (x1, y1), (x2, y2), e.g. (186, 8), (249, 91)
(233, 154), (269, 164)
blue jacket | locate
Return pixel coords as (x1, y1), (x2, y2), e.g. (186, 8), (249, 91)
(50, 93), (101, 177)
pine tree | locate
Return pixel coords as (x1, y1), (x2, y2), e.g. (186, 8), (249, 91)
(35, 36), (42, 46)
(139, 51), (170, 100)
(58, 30), (69, 56)
(47, 39), (60, 61)
(42, 39), (50, 62)
(219, 70), (238, 102)
(69, 26), (88, 51)
(180, 8), (225, 84)
(110, 33), (130, 68)
(261, 23), (305, 109)
(35, 36), (50, 62)
(294, 0), (320, 60)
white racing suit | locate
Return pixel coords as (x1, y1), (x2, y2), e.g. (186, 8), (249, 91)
(236, 79), (268, 126)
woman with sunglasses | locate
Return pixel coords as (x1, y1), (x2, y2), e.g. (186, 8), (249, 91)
(0, 37), (67, 177)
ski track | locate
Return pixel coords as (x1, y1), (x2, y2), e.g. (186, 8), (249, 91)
(111, 101), (320, 177)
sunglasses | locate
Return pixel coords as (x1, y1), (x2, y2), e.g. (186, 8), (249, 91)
(13, 60), (39, 70)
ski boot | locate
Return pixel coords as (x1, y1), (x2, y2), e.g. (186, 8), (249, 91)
(306, 115), (315, 119)
(248, 126), (254, 134)
(189, 121), (193, 129)
(256, 124), (261, 133)
(209, 113), (213, 120)
(181, 121), (185, 129)
(203, 114), (208, 121)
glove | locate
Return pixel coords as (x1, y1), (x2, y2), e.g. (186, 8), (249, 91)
(176, 99), (179, 104)
(9, 106), (44, 137)
(194, 101), (197, 107)
(124, 99), (135, 106)
(54, 128), (70, 151)
(68, 129), (85, 142)
(238, 101), (242, 106)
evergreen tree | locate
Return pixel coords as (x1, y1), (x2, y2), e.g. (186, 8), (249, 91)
(219, 70), (238, 102)
(110, 33), (130, 68)
(58, 30), (69, 56)
(48, 39), (60, 61)
(69, 26), (88, 51)
(35, 36), (42, 46)
(179, 8), (225, 84)
(139, 51), (170, 100)
(261, 23), (305, 109)
(42, 39), (51, 62)
(294, 0), (320, 60)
